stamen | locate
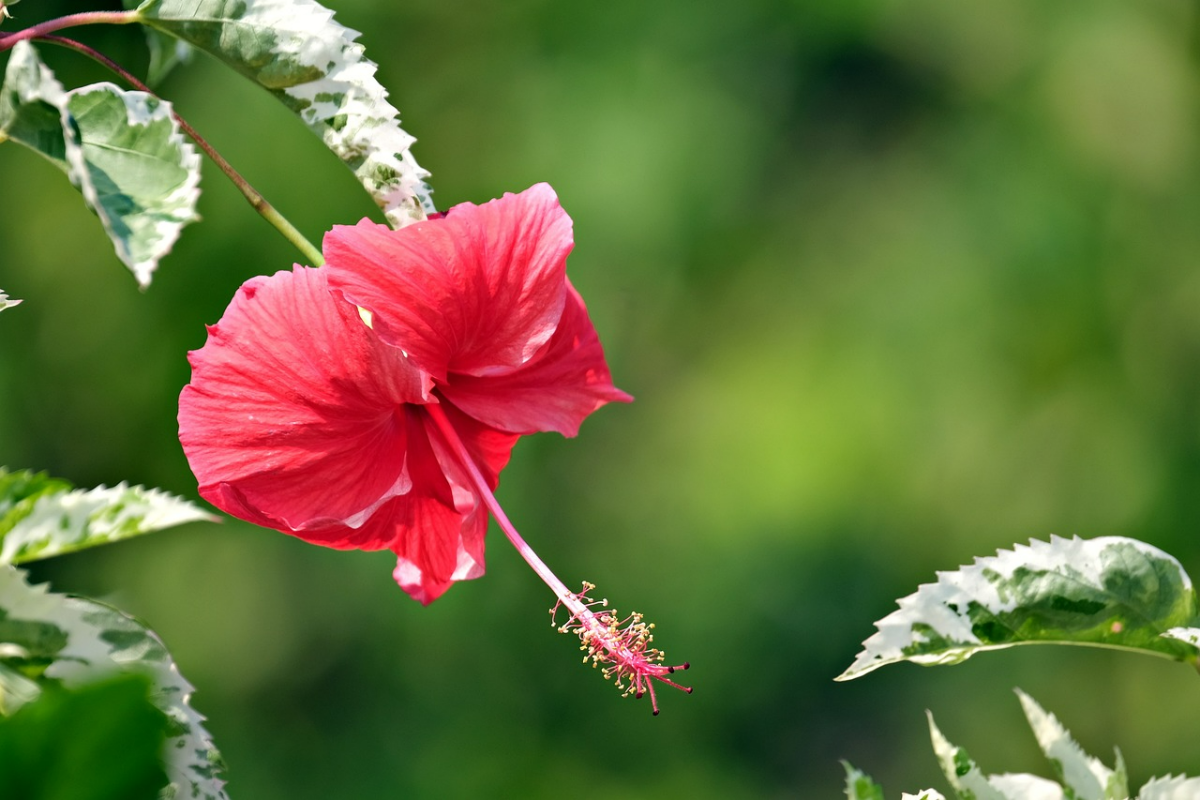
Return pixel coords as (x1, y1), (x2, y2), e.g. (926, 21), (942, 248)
(551, 582), (692, 715)
(423, 402), (692, 714)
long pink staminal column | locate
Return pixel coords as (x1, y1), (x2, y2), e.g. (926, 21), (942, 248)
(424, 401), (691, 714)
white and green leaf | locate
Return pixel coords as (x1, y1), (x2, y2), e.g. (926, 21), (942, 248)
(62, 82), (201, 288)
(0, 659), (42, 715)
(0, 291), (19, 312)
(1161, 627), (1200, 648)
(0, 565), (227, 799)
(1139, 775), (1200, 799)
(857, 692), (1196, 800)
(838, 536), (1200, 681)
(1016, 689), (1126, 800)
(0, 467), (215, 565)
(134, 0), (434, 227)
(0, 42), (201, 287)
(928, 712), (1010, 800)
(0, 38), (69, 167)
(988, 774), (1066, 800)
(843, 762), (885, 800)
(902, 793), (947, 800)
(123, 0), (193, 87)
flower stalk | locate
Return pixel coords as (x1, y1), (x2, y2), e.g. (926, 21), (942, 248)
(423, 400), (691, 714)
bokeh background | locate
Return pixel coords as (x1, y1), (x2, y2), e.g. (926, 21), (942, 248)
(5, 0), (1200, 796)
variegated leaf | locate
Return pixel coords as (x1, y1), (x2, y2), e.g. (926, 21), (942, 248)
(0, 467), (216, 565)
(902, 793), (947, 800)
(1016, 689), (1126, 800)
(122, 0), (192, 87)
(843, 762), (885, 800)
(1161, 627), (1200, 648)
(0, 42), (201, 287)
(0, 565), (227, 799)
(838, 536), (1199, 681)
(866, 693), (1195, 800)
(928, 711), (1010, 800)
(0, 661), (41, 715)
(0, 39), (69, 168)
(134, 0), (434, 227)
(62, 83), (201, 287)
(1140, 775), (1200, 799)
(0, 291), (19, 312)
(989, 774), (1065, 800)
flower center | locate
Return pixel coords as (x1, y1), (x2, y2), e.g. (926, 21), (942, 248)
(423, 402), (692, 714)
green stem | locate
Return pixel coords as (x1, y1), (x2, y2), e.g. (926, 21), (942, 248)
(0, 11), (137, 51)
(40, 35), (324, 266)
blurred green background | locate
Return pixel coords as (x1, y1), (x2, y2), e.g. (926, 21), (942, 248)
(5, 0), (1200, 796)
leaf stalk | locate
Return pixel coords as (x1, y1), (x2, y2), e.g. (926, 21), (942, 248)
(0, 11), (138, 51)
(39, 35), (324, 266)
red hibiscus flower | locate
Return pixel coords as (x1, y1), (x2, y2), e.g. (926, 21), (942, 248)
(179, 184), (689, 711)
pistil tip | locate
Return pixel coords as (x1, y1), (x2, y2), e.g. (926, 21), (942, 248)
(551, 581), (692, 715)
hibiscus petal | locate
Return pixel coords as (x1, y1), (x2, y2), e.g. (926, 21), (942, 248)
(431, 402), (521, 489)
(439, 282), (633, 436)
(178, 266), (429, 540)
(385, 405), (518, 603)
(394, 557), (453, 606)
(387, 406), (458, 576)
(323, 183), (571, 382)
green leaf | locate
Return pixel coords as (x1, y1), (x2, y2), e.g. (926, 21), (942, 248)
(133, 0), (434, 227)
(0, 467), (216, 565)
(0, 291), (19, 312)
(843, 762), (886, 800)
(1015, 689), (1126, 800)
(837, 536), (1200, 681)
(146, 35), (192, 87)
(0, 565), (227, 799)
(0, 42), (201, 287)
(0, 674), (168, 800)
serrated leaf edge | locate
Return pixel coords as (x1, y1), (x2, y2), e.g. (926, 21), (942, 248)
(61, 83), (201, 288)
(135, 0), (433, 227)
(0, 469), (217, 565)
(837, 536), (1199, 681)
(1015, 688), (1125, 800)
(928, 710), (1011, 800)
(0, 565), (227, 799)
